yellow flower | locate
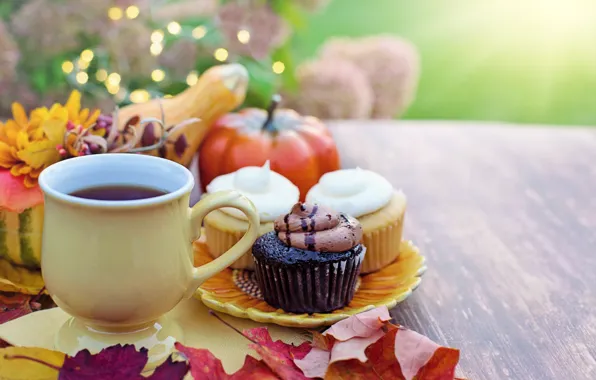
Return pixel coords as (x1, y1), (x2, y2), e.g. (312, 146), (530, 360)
(0, 90), (100, 188)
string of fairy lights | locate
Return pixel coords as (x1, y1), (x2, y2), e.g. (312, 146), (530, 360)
(60, 5), (286, 104)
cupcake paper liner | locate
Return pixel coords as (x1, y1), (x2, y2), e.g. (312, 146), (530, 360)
(361, 215), (405, 273)
(254, 247), (365, 314)
(204, 218), (257, 270)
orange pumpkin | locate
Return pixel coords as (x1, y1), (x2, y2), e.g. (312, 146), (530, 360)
(198, 95), (340, 199)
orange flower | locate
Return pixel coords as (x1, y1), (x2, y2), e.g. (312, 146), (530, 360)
(0, 90), (100, 189)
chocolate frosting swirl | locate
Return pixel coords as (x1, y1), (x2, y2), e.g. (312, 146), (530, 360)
(274, 203), (363, 252)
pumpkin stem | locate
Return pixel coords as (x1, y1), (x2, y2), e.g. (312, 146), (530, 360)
(262, 94), (281, 132)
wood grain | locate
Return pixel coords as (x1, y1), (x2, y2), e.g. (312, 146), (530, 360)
(325, 120), (596, 380)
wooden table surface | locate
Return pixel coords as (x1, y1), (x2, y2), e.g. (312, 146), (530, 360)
(324, 120), (596, 380)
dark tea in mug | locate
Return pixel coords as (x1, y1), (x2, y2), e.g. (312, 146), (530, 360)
(69, 185), (168, 201)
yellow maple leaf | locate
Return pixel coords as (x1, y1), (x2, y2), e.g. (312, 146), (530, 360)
(0, 346), (65, 379)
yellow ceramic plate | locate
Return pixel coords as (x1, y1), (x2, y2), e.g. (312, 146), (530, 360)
(194, 239), (426, 328)
(0, 298), (308, 374)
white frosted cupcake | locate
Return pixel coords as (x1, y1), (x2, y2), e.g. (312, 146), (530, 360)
(204, 161), (299, 270)
(306, 168), (406, 273)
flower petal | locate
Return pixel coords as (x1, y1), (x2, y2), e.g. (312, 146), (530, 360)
(79, 109), (89, 124)
(11, 103), (28, 128)
(23, 175), (39, 188)
(0, 169), (43, 212)
(82, 108), (101, 129)
(1, 120), (21, 146)
(0, 141), (18, 168)
(29, 167), (43, 179)
(17, 140), (59, 169)
(42, 117), (67, 147)
(10, 163), (28, 177)
(29, 107), (49, 126)
(16, 130), (29, 150)
(65, 90), (82, 122)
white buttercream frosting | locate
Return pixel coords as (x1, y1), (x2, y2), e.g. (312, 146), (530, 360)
(206, 161), (299, 222)
(306, 168), (395, 218)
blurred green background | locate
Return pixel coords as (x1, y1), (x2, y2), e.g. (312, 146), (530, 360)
(1, 0), (594, 126)
(297, 0), (596, 126)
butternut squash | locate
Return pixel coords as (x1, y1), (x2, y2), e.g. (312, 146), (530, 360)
(117, 63), (249, 167)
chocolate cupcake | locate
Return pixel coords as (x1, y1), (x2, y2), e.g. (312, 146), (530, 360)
(252, 203), (366, 314)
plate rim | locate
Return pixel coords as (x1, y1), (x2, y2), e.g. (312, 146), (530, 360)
(195, 240), (426, 328)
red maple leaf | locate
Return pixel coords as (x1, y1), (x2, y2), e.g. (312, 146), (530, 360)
(244, 327), (311, 380)
(365, 327), (405, 379)
(59, 344), (188, 380)
(394, 327), (460, 380)
(232, 356), (282, 380)
(413, 347), (460, 380)
(0, 337), (13, 348)
(202, 311), (311, 380)
(59, 344), (148, 379)
(4, 344), (188, 379)
(0, 292), (42, 324)
(294, 307), (461, 380)
(312, 331), (335, 351)
(175, 342), (279, 379)
(145, 356), (190, 380)
(174, 344), (229, 379)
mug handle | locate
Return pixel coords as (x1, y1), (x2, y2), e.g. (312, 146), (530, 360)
(184, 190), (259, 298)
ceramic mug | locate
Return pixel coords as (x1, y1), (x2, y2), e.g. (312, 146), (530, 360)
(38, 153), (259, 358)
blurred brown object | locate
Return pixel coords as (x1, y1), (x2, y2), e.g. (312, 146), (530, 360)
(0, 21), (19, 82)
(284, 58), (373, 119)
(215, 1), (289, 59)
(292, 34), (420, 119)
(321, 35), (420, 118)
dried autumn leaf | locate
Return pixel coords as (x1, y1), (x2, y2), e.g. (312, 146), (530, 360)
(296, 330), (387, 378)
(394, 328), (460, 380)
(330, 329), (385, 364)
(175, 342), (279, 380)
(311, 331), (334, 350)
(174, 343), (229, 380)
(59, 345), (148, 379)
(0, 292), (41, 324)
(0, 337), (13, 348)
(324, 359), (377, 380)
(294, 347), (330, 379)
(244, 327), (311, 380)
(413, 347), (460, 380)
(324, 326), (404, 380)
(232, 356), (283, 379)
(364, 327), (404, 380)
(0, 346), (65, 380)
(324, 306), (392, 341)
(146, 356), (189, 380)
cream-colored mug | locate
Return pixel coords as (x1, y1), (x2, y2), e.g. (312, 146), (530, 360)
(38, 153), (259, 362)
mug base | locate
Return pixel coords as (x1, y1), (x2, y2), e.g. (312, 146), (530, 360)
(55, 314), (184, 371)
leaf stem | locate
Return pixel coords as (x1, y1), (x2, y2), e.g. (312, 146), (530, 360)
(208, 310), (258, 345)
(31, 286), (45, 304)
(4, 354), (61, 371)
